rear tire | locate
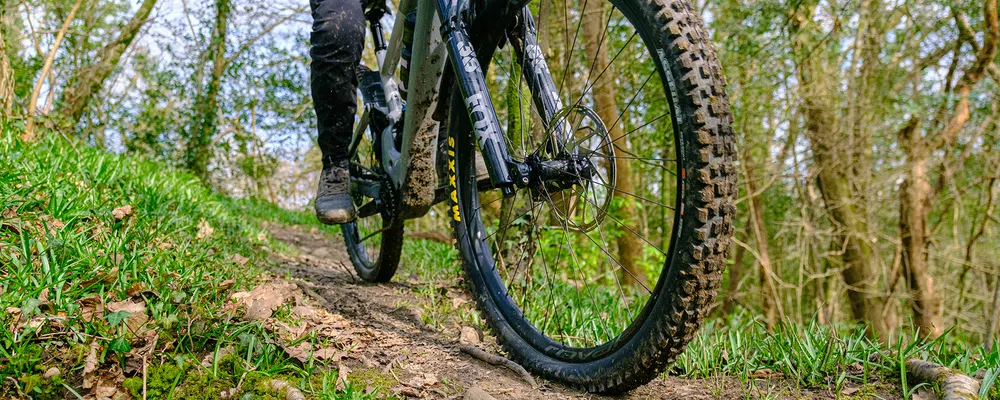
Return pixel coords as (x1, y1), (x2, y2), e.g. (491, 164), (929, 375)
(446, 0), (736, 392)
(343, 65), (405, 283)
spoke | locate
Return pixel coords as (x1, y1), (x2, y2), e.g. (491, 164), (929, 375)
(539, 186), (617, 343)
(484, 199), (545, 242)
(585, 178), (675, 211)
(556, 0), (589, 104)
(569, 185), (671, 259)
(594, 70), (657, 152)
(358, 224), (390, 244)
(621, 110), (671, 140)
(573, 31), (637, 111)
(542, 186), (653, 296)
(580, 183), (635, 321)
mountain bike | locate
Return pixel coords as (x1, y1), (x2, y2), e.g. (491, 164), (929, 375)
(342, 0), (736, 392)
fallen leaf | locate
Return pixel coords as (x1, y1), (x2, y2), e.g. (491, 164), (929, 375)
(230, 254), (249, 266)
(291, 305), (316, 319)
(126, 282), (145, 298)
(231, 282), (296, 321)
(750, 368), (781, 379)
(201, 346), (235, 368)
(106, 300), (148, 333)
(396, 386), (426, 398)
(5, 307), (22, 333)
(197, 219), (214, 239)
(841, 386), (860, 396)
(83, 341), (101, 389)
(218, 280), (236, 290)
(40, 214), (65, 234)
(78, 296), (105, 322)
(336, 362), (351, 391)
(111, 205), (133, 220)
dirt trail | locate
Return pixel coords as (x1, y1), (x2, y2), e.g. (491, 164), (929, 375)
(265, 225), (855, 400)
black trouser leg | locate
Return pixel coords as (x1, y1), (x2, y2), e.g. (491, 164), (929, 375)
(310, 0), (366, 168)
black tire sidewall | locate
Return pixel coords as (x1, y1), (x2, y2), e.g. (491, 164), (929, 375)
(448, 0), (735, 392)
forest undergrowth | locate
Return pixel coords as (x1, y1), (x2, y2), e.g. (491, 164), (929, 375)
(1, 129), (998, 399)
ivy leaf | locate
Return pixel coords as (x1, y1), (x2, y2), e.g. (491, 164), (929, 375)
(106, 310), (131, 328)
(108, 337), (131, 354)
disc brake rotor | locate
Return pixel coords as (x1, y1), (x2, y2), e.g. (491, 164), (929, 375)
(539, 105), (617, 233)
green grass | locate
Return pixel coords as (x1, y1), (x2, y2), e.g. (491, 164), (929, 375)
(673, 313), (1000, 399)
(0, 125), (378, 399)
(398, 213), (1000, 398)
(3, 123), (997, 399)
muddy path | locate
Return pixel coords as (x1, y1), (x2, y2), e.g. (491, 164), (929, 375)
(265, 225), (880, 400)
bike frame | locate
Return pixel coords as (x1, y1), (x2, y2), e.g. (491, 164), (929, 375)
(353, 0), (570, 218)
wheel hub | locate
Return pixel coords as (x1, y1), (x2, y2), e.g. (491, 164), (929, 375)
(522, 105), (617, 233)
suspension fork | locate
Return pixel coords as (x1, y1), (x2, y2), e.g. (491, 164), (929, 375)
(436, 0), (521, 197)
(506, 8), (570, 150)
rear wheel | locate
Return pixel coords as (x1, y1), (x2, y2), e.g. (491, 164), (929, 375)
(446, 0), (736, 392)
(343, 66), (404, 282)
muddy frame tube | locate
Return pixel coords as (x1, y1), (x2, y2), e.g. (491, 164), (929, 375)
(358, 0), (447, 217)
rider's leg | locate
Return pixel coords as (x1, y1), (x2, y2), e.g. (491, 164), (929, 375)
(311, 0), (365, 224)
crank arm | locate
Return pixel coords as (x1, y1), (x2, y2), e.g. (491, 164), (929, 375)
(356, 199), (381, 219)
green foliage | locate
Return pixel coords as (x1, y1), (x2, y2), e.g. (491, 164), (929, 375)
(0, 132), (371, 396)
(673, 312), (1000, 397)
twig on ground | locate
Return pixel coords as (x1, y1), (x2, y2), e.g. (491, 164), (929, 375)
(336, 260), (357, 283)
(459, 344), (537, 387)
(142, 334), (158, 400)
(292, 279), (333, 308)
(906, 359), (981, 400)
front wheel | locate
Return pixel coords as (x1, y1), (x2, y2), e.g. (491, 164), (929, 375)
(446, 0), (736, 393)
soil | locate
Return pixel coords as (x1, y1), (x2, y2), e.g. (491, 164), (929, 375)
(266, 225), (900, 400)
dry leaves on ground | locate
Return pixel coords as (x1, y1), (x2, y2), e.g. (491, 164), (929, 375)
(111, 205), (133, 220)
(106, 299), (149, 334)
(230, 281), (297, 321)
(197, 219), (215, 239)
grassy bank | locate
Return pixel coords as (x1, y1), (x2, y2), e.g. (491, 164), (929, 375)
(0, 128), (372, 399)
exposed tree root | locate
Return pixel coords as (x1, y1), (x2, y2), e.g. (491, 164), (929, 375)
(459, 344), (537, 387)
(906, 359), (981, 400)
(269, 379), (306, 400)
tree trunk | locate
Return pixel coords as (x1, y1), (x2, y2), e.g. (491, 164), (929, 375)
(898, 120), (943, 338)
(61, 0), (158, 124)
(987, 262), (1000, 350)
(745, 164), (781, 328)
(791, 0), (891, 340)
(581, 1), (647, 288)
(24, 0), (83, 141)
(186, 0), (231, 182)
(898, 0), (996, 338)
(0, 5), (14, 117)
